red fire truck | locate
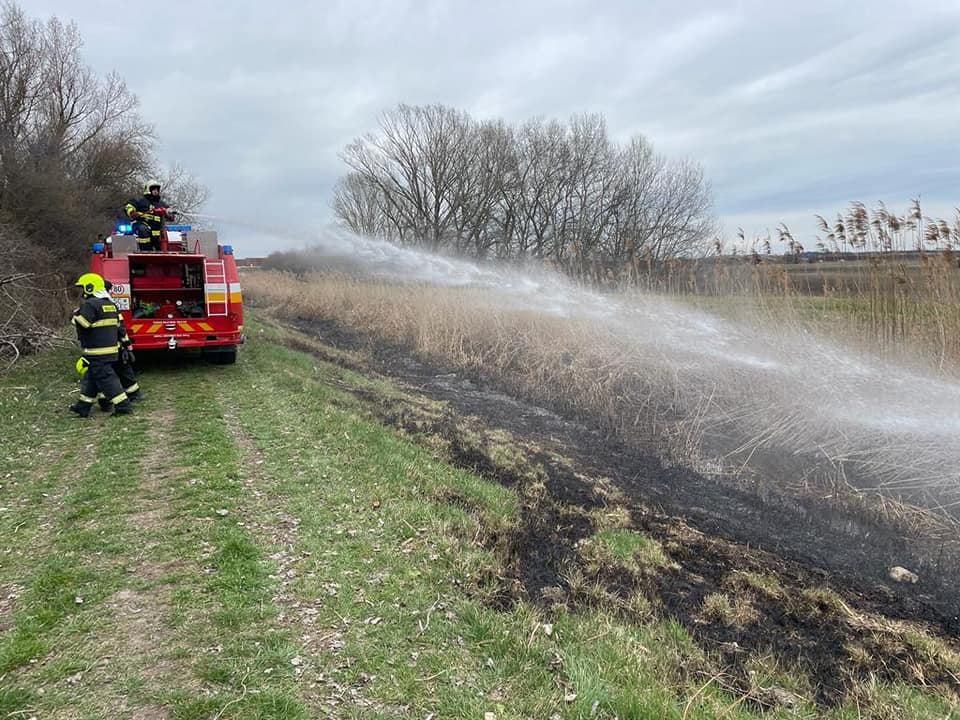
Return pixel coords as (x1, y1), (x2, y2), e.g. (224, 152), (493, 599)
(89, 224), (244, 363)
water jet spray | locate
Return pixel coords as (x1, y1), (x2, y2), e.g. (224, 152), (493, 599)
(213, 218), (960, 515)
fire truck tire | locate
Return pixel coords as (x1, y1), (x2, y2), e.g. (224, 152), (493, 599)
(215, 347), (237, 365)
(204, 346), (236, 364)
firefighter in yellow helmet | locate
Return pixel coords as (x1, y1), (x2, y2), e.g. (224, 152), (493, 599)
(125, 179), (176, 252)
(69, 272), (132, 417)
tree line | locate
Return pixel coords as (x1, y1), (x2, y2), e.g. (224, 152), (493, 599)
(0, 1), (204, 365)
(334, 104), (716, 272)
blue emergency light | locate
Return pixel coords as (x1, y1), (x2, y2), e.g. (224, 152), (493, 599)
(92, 242), (105, 252)
(116, 223), (133, 233)
(223, 245), (233, 255)
(167, 224), (192, 232)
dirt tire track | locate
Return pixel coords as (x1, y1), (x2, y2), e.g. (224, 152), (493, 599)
(221, 409), (359, 713)
(64, 404), (194, 720)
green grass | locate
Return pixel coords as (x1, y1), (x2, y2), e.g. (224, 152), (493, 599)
(592, 528), (671, 569)
(0, 312), (957, 719)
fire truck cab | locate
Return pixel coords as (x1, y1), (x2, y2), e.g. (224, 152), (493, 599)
(89, 224), (244, 364)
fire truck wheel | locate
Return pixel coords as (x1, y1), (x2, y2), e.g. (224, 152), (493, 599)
(213, 347), (237, 365)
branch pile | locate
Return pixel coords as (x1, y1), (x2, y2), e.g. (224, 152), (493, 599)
(0, 229), (72, 371)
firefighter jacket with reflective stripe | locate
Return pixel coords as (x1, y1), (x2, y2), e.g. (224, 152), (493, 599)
(125, 194), (170, 238)
(72, 295), (121, 359)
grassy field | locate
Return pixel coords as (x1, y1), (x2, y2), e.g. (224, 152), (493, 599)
(0, 313), (958, 719)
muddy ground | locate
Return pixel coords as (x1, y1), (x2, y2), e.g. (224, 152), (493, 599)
(275, 315), (960, 706)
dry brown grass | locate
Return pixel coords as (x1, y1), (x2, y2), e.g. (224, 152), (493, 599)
(700, 592), (759, 627)
(246, 269), (960, 512)
(676, 252), (960, 368)
(244, 270), (698, 459)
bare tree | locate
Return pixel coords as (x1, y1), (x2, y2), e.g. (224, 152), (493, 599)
(515, 118), (572, 260)
(605, 135), (662, 265)
(159, 162), (209, 218)
(341, 104), (474, 249)
(566, 115), (609, 249)
(334, 103), (716, 277)
(451, 118), (514, 258)
(333, 171), (388, 238)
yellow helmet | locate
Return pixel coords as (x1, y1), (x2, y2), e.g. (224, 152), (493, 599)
(75, 272), (106, 296)
(76, 357), (90, 376)
(144, 179), (161, 194)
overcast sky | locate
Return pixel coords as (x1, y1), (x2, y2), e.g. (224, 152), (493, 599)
(33, 0), (960, 256)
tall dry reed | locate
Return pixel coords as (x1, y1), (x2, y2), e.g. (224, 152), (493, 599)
(244, 270), (960, 523)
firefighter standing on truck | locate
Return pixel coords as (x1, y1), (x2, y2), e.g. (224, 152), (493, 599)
(69, 273), (132, 417)
(125, 179), (176, 252)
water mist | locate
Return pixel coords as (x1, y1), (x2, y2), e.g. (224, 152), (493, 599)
(202, 216), (960, 516)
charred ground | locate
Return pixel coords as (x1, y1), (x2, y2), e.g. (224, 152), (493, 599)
(265, 314), (960, 709)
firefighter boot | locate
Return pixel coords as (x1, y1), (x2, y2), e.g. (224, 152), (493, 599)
(98, 398), (113, 411)
(128, 390), (145, 403)
(112, 399), (133, 415)
(69, 401), (92, 418)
